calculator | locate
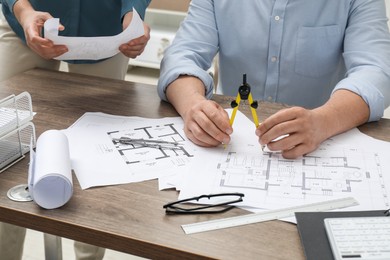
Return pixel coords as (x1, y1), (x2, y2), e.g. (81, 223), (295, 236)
(324, 217), (390, 260)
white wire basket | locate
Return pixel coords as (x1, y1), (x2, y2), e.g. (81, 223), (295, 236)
(0, 92), (36, 172)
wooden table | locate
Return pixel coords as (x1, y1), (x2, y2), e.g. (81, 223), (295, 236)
(1, 69), (389, 260)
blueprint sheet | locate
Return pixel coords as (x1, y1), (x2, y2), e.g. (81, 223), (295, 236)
(178, 110), (390, 212)
(63, 112), (196, 189)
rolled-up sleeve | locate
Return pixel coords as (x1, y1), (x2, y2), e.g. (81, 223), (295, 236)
(1, 0), (18, 13)
(121, 0), (151, 19)
(157, 0), (218, 101)
(333, 0), (390, 121)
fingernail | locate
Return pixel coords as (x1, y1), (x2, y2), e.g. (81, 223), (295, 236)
(226, 128), (233, 135)
(222, 137), (230, 144)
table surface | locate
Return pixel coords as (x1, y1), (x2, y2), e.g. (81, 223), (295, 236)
(1, 69), (389, 260)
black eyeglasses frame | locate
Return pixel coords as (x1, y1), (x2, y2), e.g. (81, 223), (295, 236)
(163, 192), (245, 214)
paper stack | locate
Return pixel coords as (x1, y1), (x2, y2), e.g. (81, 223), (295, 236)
(0, 92), (35, 172)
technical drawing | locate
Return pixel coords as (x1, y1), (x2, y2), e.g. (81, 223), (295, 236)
(107, 123), (193, 168)
(216, 141), (389, 208)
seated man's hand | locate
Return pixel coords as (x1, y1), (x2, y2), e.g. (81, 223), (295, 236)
(166, 76), (233, 147)
(256, 106), (328, 159)
(182, 99), (232, 147)
(256, 89), (370, 159)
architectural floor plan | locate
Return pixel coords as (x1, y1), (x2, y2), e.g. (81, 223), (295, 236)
(178, 111), (390, 212)
(216, 143), (388, 210)
(64, 112), (196, 189)
(107, 123), (193, 167)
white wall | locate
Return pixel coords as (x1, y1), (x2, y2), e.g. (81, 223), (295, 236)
(387, 0), (390, 21)
(384, 1), (390, 119)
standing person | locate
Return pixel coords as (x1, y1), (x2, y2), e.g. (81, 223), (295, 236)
(0, 0), (151, 259)
(158, 0), (390, 159)
(0, 0), (151, 81)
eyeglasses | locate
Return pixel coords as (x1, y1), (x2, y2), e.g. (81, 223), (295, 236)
(163, 193), (245, 214)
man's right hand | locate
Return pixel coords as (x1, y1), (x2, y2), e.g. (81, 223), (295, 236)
(166, 75), (233, 147)
(182, 99), (232, 147)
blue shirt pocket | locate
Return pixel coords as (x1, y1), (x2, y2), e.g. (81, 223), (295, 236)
(295, 25), (342, 78)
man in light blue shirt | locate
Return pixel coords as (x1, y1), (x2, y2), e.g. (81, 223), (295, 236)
(158, 0), (390, 159)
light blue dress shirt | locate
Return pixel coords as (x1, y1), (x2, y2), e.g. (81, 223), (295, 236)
(1, 0), (150, 64)
(158, 0), (390, 121)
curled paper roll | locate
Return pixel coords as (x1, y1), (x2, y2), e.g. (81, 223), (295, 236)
(28, 130), (73, 209)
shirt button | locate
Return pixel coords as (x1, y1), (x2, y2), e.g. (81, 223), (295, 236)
(271, 56), (278, 62)
(275, 16), (280, 21)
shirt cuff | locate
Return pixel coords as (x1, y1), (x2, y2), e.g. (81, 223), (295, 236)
(121, 0), (151, 20)
(2, 0), (19, 14)
(158, 67), (214, 102)
(332, 72), (387, 122)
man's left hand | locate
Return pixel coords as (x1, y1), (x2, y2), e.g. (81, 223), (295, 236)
(120, 12), (150, 58)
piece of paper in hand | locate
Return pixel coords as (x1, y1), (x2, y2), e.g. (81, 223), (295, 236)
(28, 130), (73, 209)
(44, 8), (144, 60)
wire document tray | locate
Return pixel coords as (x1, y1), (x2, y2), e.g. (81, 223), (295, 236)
(0, 92), (35, 172)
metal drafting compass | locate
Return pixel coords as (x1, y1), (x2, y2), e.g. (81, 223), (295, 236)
(229, 74), (259, 128)
(113, 137), (181, 150)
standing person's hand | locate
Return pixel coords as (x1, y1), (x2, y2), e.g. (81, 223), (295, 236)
(14, 0), (68, 59)
(120, 12), (150, 58)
